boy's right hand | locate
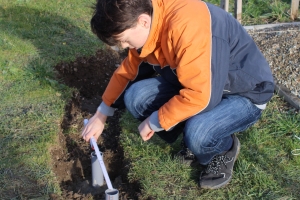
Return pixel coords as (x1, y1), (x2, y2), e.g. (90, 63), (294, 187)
(81, 110), (107, 142)
(138, 117), (155, 141)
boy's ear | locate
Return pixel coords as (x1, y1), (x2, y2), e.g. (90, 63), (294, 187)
(137, 14), (151, 29)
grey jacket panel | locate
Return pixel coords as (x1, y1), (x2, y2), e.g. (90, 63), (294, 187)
(207, 3), (274, 105)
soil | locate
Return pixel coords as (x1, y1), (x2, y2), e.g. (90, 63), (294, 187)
(51, 47), (141, 200)
(50, 24), (300, 200)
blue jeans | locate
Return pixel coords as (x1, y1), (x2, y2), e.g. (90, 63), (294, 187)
(124, 76), (262, 165)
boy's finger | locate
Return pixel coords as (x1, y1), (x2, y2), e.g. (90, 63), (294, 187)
(81, 127), (87, 137)
(143, 130), (154, 141)
(148, 130), (155, 139)
(94, 132), (101, 141)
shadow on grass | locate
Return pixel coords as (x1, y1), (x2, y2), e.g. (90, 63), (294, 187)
(0, 4), (101, 199)
(135, 125), (300, 199)
(0, 5), (99, 93)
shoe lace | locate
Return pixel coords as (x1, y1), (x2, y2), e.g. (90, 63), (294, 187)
(205, 155), (232, 174)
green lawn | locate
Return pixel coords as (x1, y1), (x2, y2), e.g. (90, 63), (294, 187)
(120, 95), (300, 199)
(0, 0), (101, 198)
(0, 0), (299, 199)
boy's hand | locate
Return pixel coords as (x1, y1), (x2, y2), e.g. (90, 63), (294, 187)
(138, 117), (155, 141)
(82, 110), (107, 142)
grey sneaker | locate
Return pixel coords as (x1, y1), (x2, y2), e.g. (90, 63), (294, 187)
(176, 139), (197, 166)
(199, 135), (240, 189)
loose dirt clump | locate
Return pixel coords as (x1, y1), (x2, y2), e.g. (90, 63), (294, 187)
(51, 46), (141, 199)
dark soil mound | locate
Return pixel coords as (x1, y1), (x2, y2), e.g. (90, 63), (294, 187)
(51, 47), (141, 199)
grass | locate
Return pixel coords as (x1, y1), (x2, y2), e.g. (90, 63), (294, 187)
(0, 0), (101, 198)
(119, 95), (300, 199)
(0, 0), (299, 199)
(207, 0), (299, 25)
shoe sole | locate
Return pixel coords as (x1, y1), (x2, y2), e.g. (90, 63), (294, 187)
(200, 136), (241, 190)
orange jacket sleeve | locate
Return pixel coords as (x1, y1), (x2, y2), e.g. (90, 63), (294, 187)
(102, 49), (144, 107)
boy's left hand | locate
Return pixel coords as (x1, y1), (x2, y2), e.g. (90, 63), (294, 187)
(138, 117), (155, 141)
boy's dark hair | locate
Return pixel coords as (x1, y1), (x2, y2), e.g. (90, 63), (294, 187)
(91, 0), (153, 45)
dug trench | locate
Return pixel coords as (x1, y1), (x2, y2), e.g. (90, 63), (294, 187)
(50, 46), (142, 199)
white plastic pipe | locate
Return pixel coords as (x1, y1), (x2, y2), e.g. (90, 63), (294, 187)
(84, 119), (113, 189)
(90, 137), (113, 189)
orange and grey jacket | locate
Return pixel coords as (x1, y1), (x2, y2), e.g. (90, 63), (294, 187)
(98, 0), (274, 131)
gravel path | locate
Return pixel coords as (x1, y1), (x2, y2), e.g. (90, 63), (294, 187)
(247, 23), (300, 103)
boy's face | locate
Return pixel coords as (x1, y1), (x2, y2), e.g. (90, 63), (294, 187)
(115, 14), (151, 50)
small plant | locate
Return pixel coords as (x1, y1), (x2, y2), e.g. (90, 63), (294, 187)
(268, 0), (291, 22)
